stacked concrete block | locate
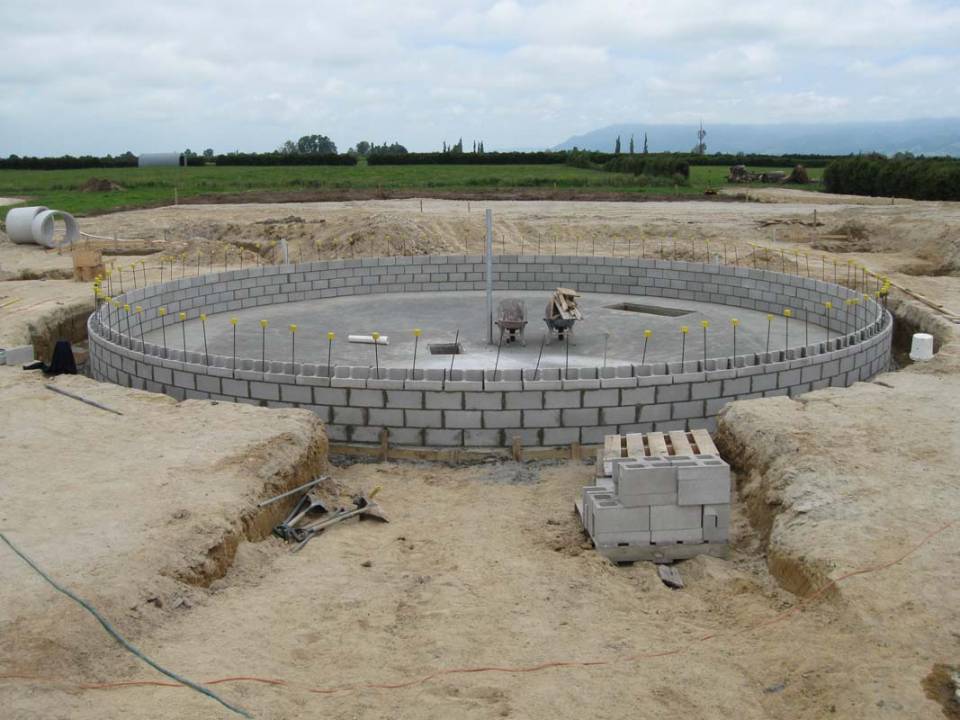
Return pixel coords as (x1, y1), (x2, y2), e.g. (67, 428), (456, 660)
(580, 444), (731, 563)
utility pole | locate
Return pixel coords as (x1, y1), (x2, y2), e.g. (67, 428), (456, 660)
(486, 209), (494, 344)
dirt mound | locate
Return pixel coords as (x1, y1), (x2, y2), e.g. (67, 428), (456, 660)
(812, 220), (874, 252)
(79, 177), (125, 193)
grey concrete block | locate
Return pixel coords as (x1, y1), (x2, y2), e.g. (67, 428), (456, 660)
(173, 370), (196, 390)
(591, 501), (650, 533)
(654, 420), (688, 432)
(544, 391), (582, 409)
(691, 381), (721, 400)
(562, 407), (599, 426)
(672, 400), (703, 419)
(582, 388), (619, 407)
(350, 389), (385, 407)
(250, 382), (280, 401)
(618, 492), (678, 508)
(425, 428), (463, 446)
(650, 504), (703, 531)
(484, 410), (522, 428)
(464, 429), (502, 446)
(601, 406), (636, 425)
(303, 405), (331, 422)
(505, 391), (543, 410)
(639, 404), (670, 422)
(153, 366), (173, 385)
(722, 377), (751, 395)
(313, 387), (348, 405)
(325, 424), (349, 442)
(651, 528), (703, 544)
(751, 373), (777, 392)
(425, 391), (462, 409)
(581, 425), (617, 445)
(543, 427), (580, 445)
(523, 409), (561, 427)
(677, 464), (730, 505)
(280, 384), (312, 404)
(445, 410), (483, 428)
(404, 409), (443, 427)
(616, 462), (676, 494)
(196, 375), (221, 395)
(369, 408), (404, 426)
(2, 345), (34, 365)
(333, 406), (365, 425)
(621, 387), (655, 405)
(657, 384), (689, 402)
(351, 426), (385, 443)
(703, 504), (730, 542)
(464, 392), (503, 410)
(502, 428), (541, 446)
(384, 427), (423, 446)
(386, 390), (423, 409)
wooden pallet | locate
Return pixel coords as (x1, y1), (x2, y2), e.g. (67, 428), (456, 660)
(601, 429), (719, 476)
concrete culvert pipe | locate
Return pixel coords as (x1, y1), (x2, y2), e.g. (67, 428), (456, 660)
(31, 209), (78, 248)
(5, 206), (49, 244)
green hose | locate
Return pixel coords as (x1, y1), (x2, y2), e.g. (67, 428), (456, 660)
(0, 532), (253, 718)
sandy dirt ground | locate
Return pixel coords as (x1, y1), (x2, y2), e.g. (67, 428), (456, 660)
(1, 194), (959, 719)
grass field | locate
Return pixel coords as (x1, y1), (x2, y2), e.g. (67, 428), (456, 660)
(0, 163), (822, 215)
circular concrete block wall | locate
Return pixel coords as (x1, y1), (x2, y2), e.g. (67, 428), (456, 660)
(88, 254), (893, 448)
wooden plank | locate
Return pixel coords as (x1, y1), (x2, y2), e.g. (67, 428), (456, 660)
(625, 433), (646, 458)
(668, 431), (694, 456)
(690, 428), (718, 456)
(647, 431), (668, 457)
(603, 434), (622, 460)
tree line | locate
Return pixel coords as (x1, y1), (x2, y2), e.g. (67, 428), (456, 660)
(822, 154), (960, 201)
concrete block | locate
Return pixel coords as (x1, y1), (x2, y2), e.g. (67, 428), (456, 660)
(722, 377), (750, 395)
(561, 378), (601, 390)
(621, 386), (656, 405)
(425, 428), (463, 446)
(543, 427), (580, 445)
(464, 392), (503, 410)
(691, 381), (721, 400)
(404, 409), (442, 427)
(385, 390), (423, 409)
(505, 391), (543, 410)
(303, 405), (331, 422)
(325, 424), (349, 442)
(484, 410), (522, 428)
(503, 428), (541, 446)
(350, 389), (385, 407)
(2, 345), (35, 365)
(173, 370), (196, 390)
(672, 400), (703, 419)
(639, 404), (671, 422)
(582, 389), (619, 407)
(544, 391), (582, 409)
(384, 427), (423, 446)
(425, 391), (462, 409)
(444, 410), (483, 429)
(657, 384), (689, 403)
(333, 406), (365, 425)
(677, 462), (731, 505)
(313, 387), (348, 405)
(581, 425), (617, 445)
(153, 366), (173, 385)
(351, 426), (386, 443)
(196, 375), (221, 395)
(650, 504), (703, 531)
(523, 409), (561, 427)
(280, 384), (312, 404)
(593, 531), (652, 546)
(562, 407), (599, 426)
(601, 406), (636, 425)
(250, 382), (280, 401)
(751, 373), (777, 393)
(651, 528), (703, 544)
(591, 501), (651, 533)
(703, 504), (730, 542)
(616, 462), (676, 495)
(368, 408), (404, 426)
(464, 429), (502, 446)
(618, 492), (678, 508)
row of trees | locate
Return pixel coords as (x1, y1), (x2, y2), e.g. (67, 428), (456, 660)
(823, 154), (960, 200)
(613, 133), (649, 155)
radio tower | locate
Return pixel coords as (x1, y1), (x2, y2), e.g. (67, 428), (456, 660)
(696, 120), (707, 155)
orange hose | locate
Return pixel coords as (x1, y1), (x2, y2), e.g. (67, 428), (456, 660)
(2, 517), (954, 698)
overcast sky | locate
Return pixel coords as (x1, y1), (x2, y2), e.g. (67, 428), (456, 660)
(2, 0), (958, 156)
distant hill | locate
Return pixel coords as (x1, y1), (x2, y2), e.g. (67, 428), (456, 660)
(552, 118), (960, 157)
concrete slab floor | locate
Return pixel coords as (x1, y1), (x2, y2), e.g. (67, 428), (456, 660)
(142, 291), (830, 370)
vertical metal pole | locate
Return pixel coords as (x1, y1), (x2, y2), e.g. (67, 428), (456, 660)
(485, 209), (494, 344)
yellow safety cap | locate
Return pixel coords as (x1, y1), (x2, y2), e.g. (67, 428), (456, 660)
(680, 325), (689, 333)
(178, 312), (186, 321)
(700, 320), (709, 328)
(643, 329), (652, 338)
(199, 313), (207, 322)
(260, 319), (269, 328)
(783, 309), (793, 317)
(230, 317), (238, 326)
(731, 318), (740, 326)
(327, 331), (336, 340)
(413, 328), (422, 337)
(289, 324), (297, 333)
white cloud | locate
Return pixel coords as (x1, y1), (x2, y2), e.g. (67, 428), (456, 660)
(0, 0), (958, 154)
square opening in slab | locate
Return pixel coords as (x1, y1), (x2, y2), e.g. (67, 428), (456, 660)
(429, 342), (464, 355)
(605, 302), (694, 317)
